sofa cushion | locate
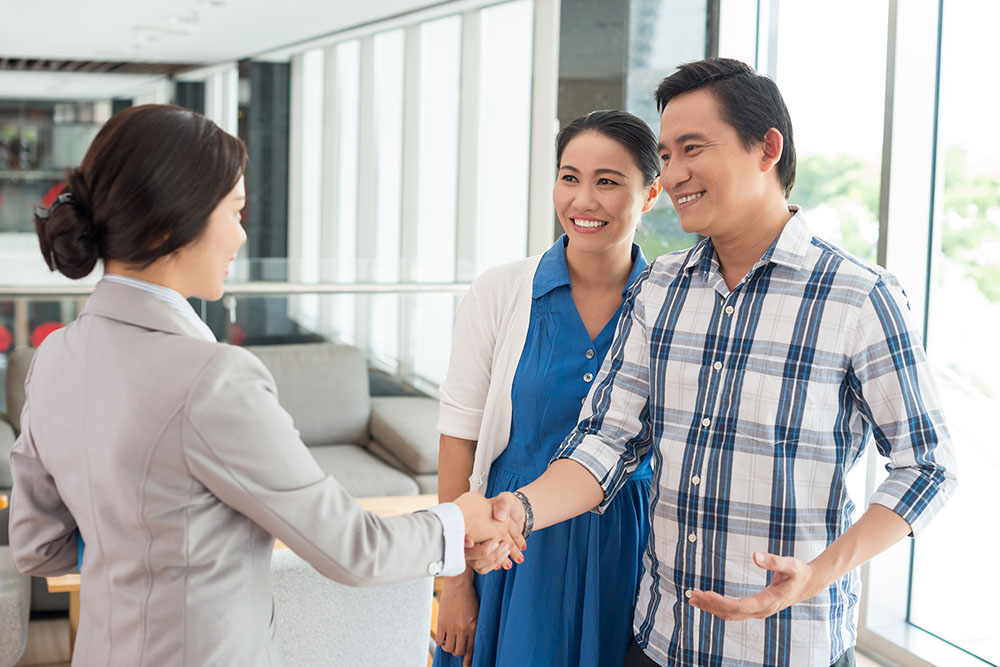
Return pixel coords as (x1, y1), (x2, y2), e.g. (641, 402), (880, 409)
(4, 347), (33, 434)
(369, 396), (439, 474)
(366, 441), (438, 495)
(247, 344), (370, 447)
(308, 445), (419, 497)
(411, 473), (438, 495)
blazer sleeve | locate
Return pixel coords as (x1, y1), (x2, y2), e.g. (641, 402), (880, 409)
(9, 391), (80, 576)
(181, 346), (449, 586)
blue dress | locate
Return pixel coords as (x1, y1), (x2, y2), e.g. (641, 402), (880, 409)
(434, 236), (652, 667)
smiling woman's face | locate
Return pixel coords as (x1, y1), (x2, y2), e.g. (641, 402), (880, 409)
(552, 131), (657, 258)
(170, 176), (247, 301)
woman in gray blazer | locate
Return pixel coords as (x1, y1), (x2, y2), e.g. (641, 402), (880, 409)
(8, 104), (522, 666)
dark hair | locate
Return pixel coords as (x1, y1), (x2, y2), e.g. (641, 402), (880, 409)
(654, 58), (796, 198)
(556, 110), (660, 187)
(35, 104), (248, 279)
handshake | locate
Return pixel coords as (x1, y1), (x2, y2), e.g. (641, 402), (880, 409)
(452, 492), (528, 574)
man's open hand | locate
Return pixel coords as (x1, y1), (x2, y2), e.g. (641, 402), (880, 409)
(687, 551), (822, 621)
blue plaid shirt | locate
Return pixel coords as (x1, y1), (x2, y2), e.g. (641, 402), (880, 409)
(556, 210), (956, 666)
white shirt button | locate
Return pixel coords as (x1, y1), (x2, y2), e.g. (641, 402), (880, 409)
(685, 589), (694, 599)
(585, 349), (595, 359)
(427, 561), (443, 576)
(688, 533), (697, 543)
(713, 361), (723, 371)
(701, 417), (711, 428)
(691, 475), (701, 486)
(725, 305), (735, 315)
(583, 372), (594, 382)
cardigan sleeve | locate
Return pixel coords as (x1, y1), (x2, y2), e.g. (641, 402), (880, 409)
(437, 280), (498, 440)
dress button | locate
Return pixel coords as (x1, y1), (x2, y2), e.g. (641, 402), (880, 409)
(691, 475), (701, 486)
(688, 533), (697, 543)
(725, 305), (735, 315)
(701, 417), (711, 428)
(427, 561), (443, 576)
(585, 349), (595, 359)
(713, 361), (723, 371)
(583, 372), (594, 382)
(685, 589), (694, 599)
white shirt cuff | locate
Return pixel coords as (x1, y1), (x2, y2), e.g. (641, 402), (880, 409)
(425, 502), (466, 577)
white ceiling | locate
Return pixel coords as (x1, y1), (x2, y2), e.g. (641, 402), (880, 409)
(1, 0), (442, 63)
(0, 72), (166, 100)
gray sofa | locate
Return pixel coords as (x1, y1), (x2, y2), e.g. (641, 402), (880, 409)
(0, 342), (441, 612)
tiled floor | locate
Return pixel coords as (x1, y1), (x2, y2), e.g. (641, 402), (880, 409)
(16, 616), (70, 667)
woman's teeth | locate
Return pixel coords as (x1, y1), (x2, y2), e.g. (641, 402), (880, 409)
(573, 219), (608, 228)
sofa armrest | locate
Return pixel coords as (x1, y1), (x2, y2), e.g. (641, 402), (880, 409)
(369, 396), (440, 475)
(0, 415), (15, 490)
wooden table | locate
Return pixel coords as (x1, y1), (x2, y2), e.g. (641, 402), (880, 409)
(47, 494), (438, 657)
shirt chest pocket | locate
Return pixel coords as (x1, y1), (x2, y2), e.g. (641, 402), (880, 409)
(736, 368), (836, 436)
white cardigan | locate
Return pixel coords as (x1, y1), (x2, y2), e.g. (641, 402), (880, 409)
(437, 254), (543, 493)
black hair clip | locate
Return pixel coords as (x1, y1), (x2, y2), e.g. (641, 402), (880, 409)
(35, 192), (76, 219)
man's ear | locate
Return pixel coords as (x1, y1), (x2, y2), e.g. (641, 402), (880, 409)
(641, 178), (662, 213)
(761, 128), (783, 173)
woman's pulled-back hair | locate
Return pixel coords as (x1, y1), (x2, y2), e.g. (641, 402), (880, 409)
(35, 104), (248, 279)
(556, 110), (660, 187)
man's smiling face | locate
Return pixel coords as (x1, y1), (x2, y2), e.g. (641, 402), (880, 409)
(658, 88), (777, 239)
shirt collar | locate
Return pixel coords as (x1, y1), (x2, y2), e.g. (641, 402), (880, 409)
(100, 274), (216, 341)
(532, 234), (649, 299)
(683, 206), (811, 278)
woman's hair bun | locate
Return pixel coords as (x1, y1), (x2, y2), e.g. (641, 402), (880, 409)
(34, 172), (101, 280)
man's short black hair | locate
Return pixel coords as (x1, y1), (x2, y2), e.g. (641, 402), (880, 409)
(655, 58), (796, 198)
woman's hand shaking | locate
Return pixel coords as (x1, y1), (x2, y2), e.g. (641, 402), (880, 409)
(459, 492), (528, 574)
(453, 491), (526, 572)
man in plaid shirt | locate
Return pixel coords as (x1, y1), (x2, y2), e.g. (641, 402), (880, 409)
(480, 58), (956, 666)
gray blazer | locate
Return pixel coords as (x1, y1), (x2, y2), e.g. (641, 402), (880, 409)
(9, 280), (447, 665)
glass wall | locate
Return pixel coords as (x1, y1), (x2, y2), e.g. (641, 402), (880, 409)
(281, 0), (537, 387)
(906, 1), (1000, 663)
(773, 1), (888, 265)
(627, 0), (703, 259)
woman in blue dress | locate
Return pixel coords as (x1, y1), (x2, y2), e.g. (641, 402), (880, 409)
(433, 110), (663, 667)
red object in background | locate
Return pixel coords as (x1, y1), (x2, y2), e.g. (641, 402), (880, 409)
(30, 322), (64, 348)
(41, 182), (67, 208)
(0, 325), (11, 353)
(230, 323), (247, 346)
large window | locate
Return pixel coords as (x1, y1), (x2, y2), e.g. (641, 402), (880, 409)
(907, 1), (1000, 663)
(773, 1), (887, 265)
(280, 0), (541, 387)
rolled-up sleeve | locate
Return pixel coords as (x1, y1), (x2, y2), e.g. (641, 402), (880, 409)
(851, 277), (957, 535)
(554, 271), (654, 513)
